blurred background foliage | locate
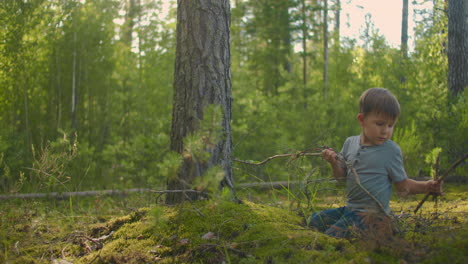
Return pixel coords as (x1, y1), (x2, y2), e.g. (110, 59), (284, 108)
(0, 0), (466, 194)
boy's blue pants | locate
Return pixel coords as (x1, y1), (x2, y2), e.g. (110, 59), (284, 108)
(307, 206), (365, 238)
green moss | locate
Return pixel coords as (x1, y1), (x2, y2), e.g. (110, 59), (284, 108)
(89, 207), (149, 237)
(79, 239), (157, 264)
(144, 200), (365, 263)
(1, 185), (466, 263)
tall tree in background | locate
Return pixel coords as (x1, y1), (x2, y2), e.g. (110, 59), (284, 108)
(401, 0), (409, 58)
(299, 0), (310, 107)
(119, 0), (141, 143)
(400, 0), (409, 85)
(447, 0), (467, 98)
(70, 10), (78, 139)
(323, 0), (329, 98)
(166, 0), (234, 204)
(334, 0), (340, 44)
(1, 0), (50, 162)
(121, 0), (139, 46)
(249, 0), (294, 95)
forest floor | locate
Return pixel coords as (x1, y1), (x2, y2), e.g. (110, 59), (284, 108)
(0, 183), (466, 264)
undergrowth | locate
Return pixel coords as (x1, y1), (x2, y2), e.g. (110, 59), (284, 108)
(0, 184), (466, 264)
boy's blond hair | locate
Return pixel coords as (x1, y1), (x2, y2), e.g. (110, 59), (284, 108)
(359, 88), (400, 120)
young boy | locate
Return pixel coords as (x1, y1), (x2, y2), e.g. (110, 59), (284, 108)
(308, 88), (442, 238)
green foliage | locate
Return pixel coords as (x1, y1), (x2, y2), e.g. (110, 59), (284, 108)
(156, 151), (181, 183)
(0, 0), (465, 196)
(183, 104), (224, 165)
(193, 166), (225, 193)
(100, 132), (170, 189)
(30, 132), (78, 192)
(392, 123), (424, 177)
(425, 147), (443, 178)
(0, 1), (466, 262)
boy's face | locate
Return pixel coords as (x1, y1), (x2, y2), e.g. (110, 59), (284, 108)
(357, 112), (396, 146)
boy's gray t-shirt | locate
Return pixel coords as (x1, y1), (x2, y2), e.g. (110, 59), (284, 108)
(340, 135), (408, 214)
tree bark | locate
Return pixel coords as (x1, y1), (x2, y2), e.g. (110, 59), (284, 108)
(166, 0), (233, 204)
(448, 0), (467, 98)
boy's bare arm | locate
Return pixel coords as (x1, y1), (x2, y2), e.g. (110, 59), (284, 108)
(394, 179), (442, 197)
(322, 148), (346, 181)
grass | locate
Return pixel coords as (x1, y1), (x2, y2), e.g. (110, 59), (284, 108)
(0, 183), (466, 263)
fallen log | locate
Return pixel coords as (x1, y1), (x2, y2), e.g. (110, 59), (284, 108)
(0, 179), (338, 200)
(0, 188), (154, 200)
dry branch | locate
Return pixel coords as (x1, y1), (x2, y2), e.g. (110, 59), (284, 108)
(414, 153), (468, 214)
(234, 152), (322, 166)
(238, 179), (335, 189)
(335, 153), (388, 215)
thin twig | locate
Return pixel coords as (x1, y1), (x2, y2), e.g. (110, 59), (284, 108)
(234, 152), (322, 166)
(336, 153), (389, 216)
(151, 189), (205, 195)
(414, 153), (468, 214)
(182, 191), (206, 217)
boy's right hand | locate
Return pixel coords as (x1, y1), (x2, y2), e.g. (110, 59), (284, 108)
(321, 148), (338, 164)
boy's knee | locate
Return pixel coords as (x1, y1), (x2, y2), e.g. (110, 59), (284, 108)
(307, 207), (346, 231)
(325, 226), (350, 239)
(307, 212), (326, 231)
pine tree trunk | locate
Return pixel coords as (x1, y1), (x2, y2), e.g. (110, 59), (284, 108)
(71, 28), (78, 139)
(401, 0), (408, 58)
(400, 0), (409, 84)
(121, 0), (138, 47)
(301, 0), (308, 108)
(334, 0), (340, 43)
(323, 0), (329, 98)
(448, 0), (467, 98)
(22, 67), (32, 158)
(166, 0), (233, 204)
(55, 49), (62, 131)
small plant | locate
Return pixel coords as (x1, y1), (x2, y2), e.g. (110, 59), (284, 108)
(425, 147), (443, 179)
(29, 131), (77, 192)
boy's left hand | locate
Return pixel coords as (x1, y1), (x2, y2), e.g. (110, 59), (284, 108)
(427, 180), (443, 196)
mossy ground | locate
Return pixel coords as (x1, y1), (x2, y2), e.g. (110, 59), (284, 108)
(1, 184), (466, 264)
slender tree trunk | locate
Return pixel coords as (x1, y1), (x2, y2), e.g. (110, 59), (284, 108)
(282, 2), (292, 75)
(121, 0), (138, 47)
(448, 0), (467, 98)
(401, 0), (409, 58)
(301, 0), (308, 108)
(323, 0), (329, 98)
(312, 0), (321, 43)
(71, 29), (78, 139)
(334, 0), (340, 44)
(56, 50), (62, 130)
(22, 66), (32, 157)
(137, 0), (143, 91)
(121, 0), (140, 144)
(400, 0), (409, 85)
(166, 0), (234, 204)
